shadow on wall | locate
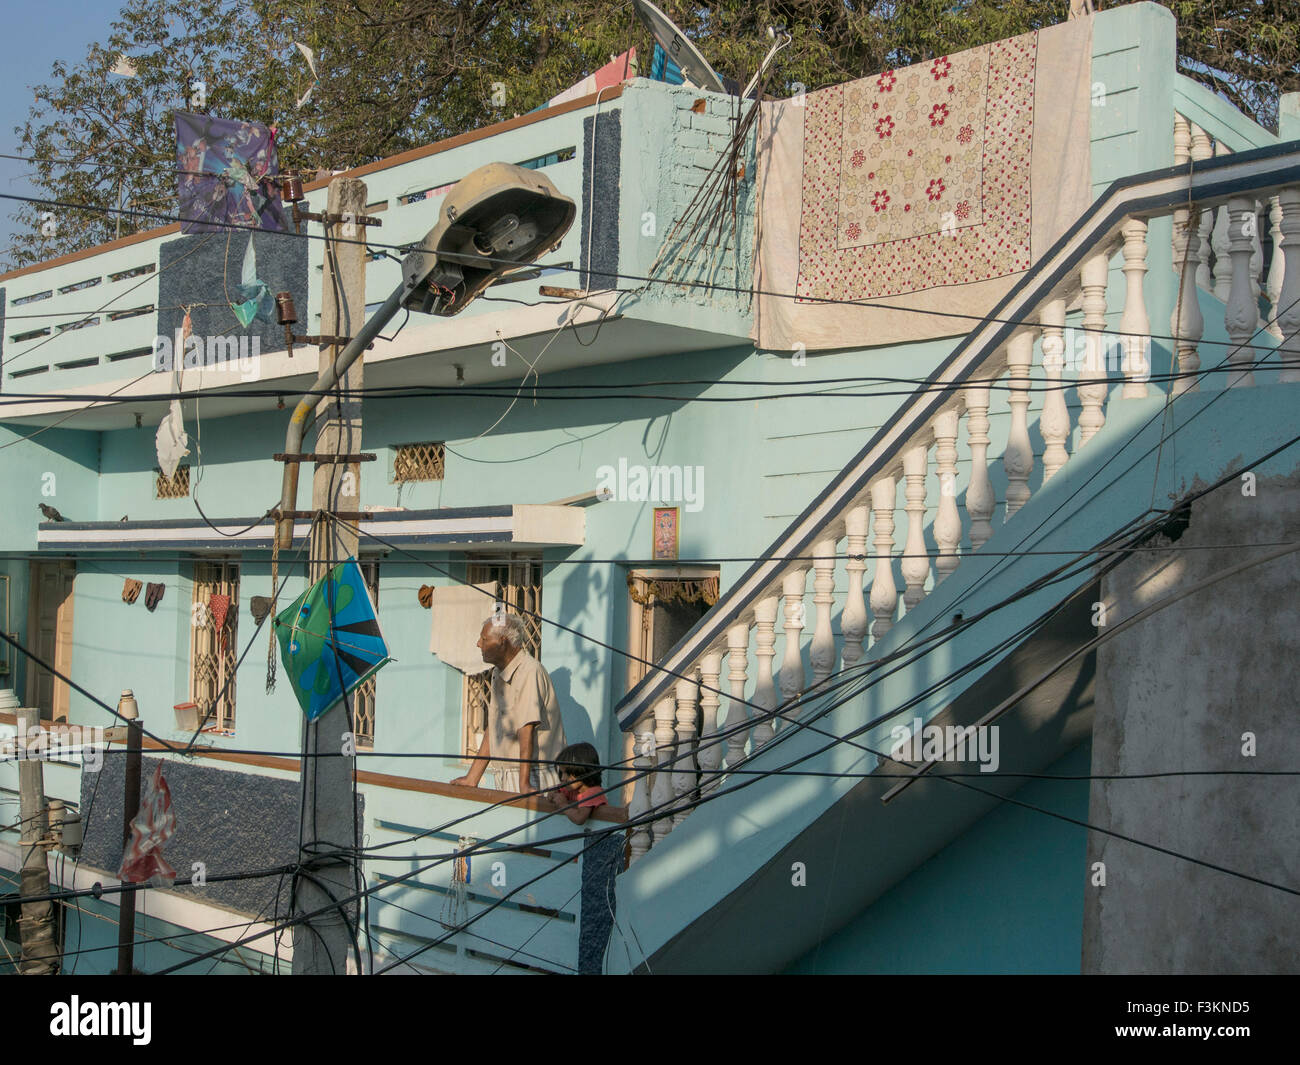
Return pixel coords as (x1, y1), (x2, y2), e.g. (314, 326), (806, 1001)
(547, 666), (593, 750)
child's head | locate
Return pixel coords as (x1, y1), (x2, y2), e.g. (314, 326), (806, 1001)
(556, 742), (602, 789)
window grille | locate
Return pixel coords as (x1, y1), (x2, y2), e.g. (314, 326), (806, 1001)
(351, 561), (380, 747)
(462, 556), (542, 759)
(107, 264), (155, 283)
(392, 442), (445, 483)
(191, 561), (239, 732)
(156, 465), (191, 499)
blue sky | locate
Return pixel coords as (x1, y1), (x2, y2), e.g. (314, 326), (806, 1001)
(1, 1), (120, 263)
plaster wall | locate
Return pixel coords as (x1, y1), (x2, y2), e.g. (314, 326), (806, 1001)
(1082, 472), (1300, 973)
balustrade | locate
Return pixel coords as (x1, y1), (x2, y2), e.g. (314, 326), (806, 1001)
(622, 156), (1300, 859)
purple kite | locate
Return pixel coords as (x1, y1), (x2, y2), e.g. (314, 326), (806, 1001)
(175, 111), (287, 234)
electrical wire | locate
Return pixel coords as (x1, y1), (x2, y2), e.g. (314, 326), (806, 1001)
(3, 358), (1296, 408)
(4, 156), (1293, 348)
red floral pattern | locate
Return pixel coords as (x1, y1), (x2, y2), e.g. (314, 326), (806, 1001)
(796, 33), (1036, 300)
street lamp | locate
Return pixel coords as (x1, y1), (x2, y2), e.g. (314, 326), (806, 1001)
(274, 162), (575, 547)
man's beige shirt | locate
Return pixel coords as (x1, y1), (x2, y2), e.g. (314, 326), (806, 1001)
(489, 650), (567, 785)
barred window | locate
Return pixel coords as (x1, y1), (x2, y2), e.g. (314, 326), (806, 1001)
(351, 560), (380, 748)
(156, 465), (191, 499)
(392, 442), (445, 483)
(191, 561), (239, 732)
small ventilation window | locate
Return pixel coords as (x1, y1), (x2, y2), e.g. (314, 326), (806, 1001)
(392, 442), (445, 483)
(156, 465), (191, 499)
(107, 305), (154, 321)
(56, 317), (100, 333)
(108, 264), (155, 283)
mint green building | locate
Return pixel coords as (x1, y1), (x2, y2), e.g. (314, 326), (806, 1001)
(3, 3), (1298, 974)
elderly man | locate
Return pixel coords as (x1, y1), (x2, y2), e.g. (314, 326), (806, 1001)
(451, 612), (567, 793)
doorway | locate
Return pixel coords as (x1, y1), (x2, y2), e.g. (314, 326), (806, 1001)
(25, 561), (76, 722)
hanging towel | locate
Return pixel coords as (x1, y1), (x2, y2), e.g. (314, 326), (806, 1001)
(751, 18), (1092, 352)
(145, 582), (166, 612)
(428, 582), (500, 674)
(417, 584), (434, 609)
(122, 579), (143, 604)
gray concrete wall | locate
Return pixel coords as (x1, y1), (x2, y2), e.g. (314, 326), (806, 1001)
(1083, 471), (1300, 973)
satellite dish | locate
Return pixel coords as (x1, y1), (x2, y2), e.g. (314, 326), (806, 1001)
(632, 0), (727, 94)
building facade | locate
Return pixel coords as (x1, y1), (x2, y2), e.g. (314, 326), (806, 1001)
(2, 2), (1298, 974)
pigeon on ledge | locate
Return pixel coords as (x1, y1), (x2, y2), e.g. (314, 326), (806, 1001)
(38, 504), (65, 522)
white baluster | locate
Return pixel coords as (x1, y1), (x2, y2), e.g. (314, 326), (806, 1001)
(1003, 330), (1035, 517)
(696, 651), (723, 791)
(1173, 113), (1190, 162)
(1250, 199), (1265, 330)
(1190, 124), (1213, 292)
(809, 537), (838, 685)
(1225, 195), (1258, 387)
(751, 595), (779, 746)
(932, 409), (962, 581)
(1172, 202), (1204, 395)
(869, 475), (898, 643)
(650, 695), (676, 842)
(778, 566), (809, 702)
(901, 443), (930, 608)
(964, 384), (995, 549)
(724, 622), (751, 767)
(840, 504), (870, 666)
(1040, 298), (1071, 480)
(1078, 251), (1111, 447)
(1118, 218), (1151, 398)
(1266, 196), (1284, 342)
(628, 726), (654, 861)
(1172, 115), (1190, 264)
(1212, 142), (1234, 301)
(1276, 187), (1300, 384)
(671, 675), (699, 827)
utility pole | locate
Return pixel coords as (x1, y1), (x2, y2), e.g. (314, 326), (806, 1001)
(17, 706), (58, 974)
(116, 689), (142, 975)
(292, 176), (367, 974)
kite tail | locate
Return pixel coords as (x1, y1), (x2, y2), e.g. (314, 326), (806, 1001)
(266, 536), (280, 694)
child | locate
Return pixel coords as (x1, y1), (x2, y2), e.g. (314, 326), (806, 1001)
(547, 742), (608, 825)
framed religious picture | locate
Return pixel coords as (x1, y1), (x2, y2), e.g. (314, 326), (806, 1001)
(652, 507), (679, 561)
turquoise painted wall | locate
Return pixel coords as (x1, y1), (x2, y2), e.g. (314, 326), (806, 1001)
(785, 742), (1091, 974)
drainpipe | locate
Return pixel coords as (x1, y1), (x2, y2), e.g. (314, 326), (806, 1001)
(274, 281), (408, 549)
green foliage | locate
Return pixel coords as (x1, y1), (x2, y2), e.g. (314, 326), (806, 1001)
(6, 0), (1295, 272)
